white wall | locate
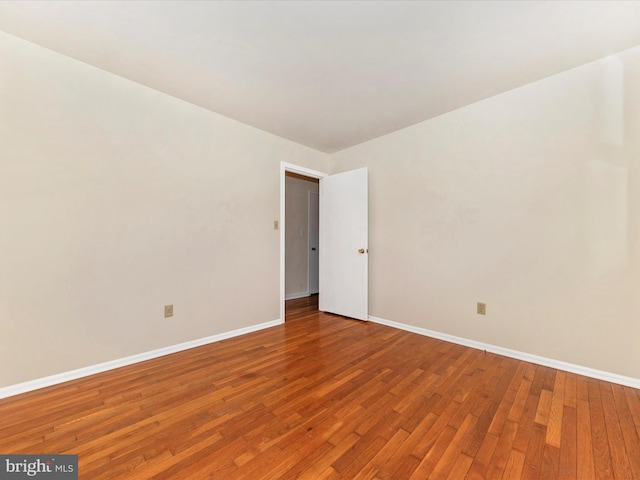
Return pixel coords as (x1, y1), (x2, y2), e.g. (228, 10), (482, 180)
(0, 32), (328, 388)
(285, 173), (319, 298)
(331, 46), (640, 379)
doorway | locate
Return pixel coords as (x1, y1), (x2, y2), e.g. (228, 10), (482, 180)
(280, 163), (327, 322)
(284, 172), (319, 303)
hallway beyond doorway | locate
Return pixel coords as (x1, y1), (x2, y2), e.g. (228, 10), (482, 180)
(285, 294), (318, 321)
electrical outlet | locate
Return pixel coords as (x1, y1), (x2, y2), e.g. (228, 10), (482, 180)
(164, 305), (174, 318)
(477, 302), (486, 315)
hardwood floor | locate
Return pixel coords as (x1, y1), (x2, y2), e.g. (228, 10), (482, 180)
(2, 298), (640, 479)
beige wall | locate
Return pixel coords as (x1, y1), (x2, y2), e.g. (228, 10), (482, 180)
(0, 32), (328, 387)
(330, 46), (640, 379)
(285, 173), (319, 298)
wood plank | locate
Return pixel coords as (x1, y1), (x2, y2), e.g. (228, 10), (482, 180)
(486, 420), (520, 478)
(534, 388), (553, 426)
(558, 406), (577, 480)
(588, 379), (614, 479)
(611, 384), (640, 478)
(540, 444), (560, 480)
(428, 414), (479, 480)
(576, 377), (596, 480)
(520, 423), (546, 480)
(563, 373), (577, 409)
(350, 428), (410, 480)
(599, 383), (634, 479)
(466, 432), (499, 480)
(545, 371), (565, 448)
(501, 448), (526, 480)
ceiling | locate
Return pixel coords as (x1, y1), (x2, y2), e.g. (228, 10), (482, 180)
(2, 1), (640, 153)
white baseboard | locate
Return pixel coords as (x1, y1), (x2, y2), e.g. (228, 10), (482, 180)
(368, 316), (640, 390)
(5, 315), (637, 400)
(285, 291), (310, 300)
(0, 319), (282, 400)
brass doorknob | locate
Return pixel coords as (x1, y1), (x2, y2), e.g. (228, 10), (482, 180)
(358, 248), (366, 254)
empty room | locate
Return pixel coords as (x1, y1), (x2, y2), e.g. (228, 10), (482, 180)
(2, 1), (640, 478)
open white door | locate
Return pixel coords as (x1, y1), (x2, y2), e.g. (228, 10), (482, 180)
(319, 168), (368, 320)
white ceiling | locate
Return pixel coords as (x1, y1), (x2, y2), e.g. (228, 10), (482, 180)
(2, 1), (640, 153)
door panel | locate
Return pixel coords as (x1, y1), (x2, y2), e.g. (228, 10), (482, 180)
(319, 168), (368, 320)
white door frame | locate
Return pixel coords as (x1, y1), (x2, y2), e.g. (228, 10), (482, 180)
(280, 162), (328, 322)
